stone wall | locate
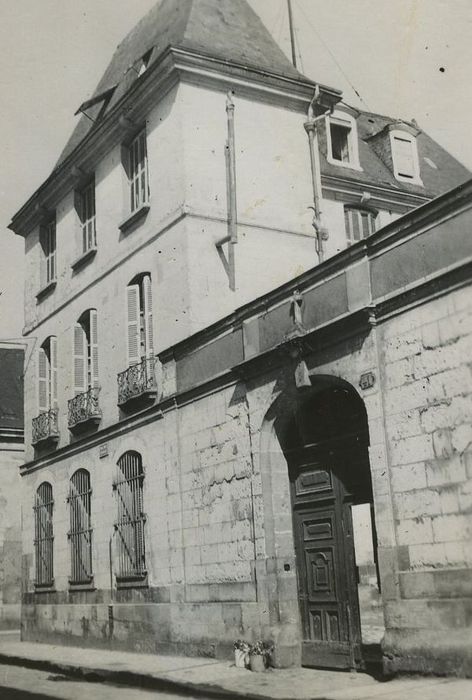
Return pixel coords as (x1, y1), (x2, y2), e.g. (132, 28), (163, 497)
(380, 284), (472, 675)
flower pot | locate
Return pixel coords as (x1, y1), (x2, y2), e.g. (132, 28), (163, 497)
(249, 654), (266, 672)
(234, 649), (248, 669)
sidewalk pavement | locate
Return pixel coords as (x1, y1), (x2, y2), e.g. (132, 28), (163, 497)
(0, 633), (471, 700)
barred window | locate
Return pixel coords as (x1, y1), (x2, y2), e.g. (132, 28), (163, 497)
(68, 469), (93, 586)
(344, 206), (377, 246)
(34, 482), (54, 588)
(114, 451), (146, 583)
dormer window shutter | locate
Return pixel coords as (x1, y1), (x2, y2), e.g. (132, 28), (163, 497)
(142, 275), (154, 358)
(127, 285), (141, 366)
(38, 347), (49, 413)
(393, 136), (415, 178)
(73, 323), (87, 395)
(90, 309), (99, 388)
(50, 336), (58, 408)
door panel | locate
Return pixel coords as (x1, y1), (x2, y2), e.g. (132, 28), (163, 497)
(290, 456), (362, 669)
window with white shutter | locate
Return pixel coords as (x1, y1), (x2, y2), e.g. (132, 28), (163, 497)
(74, 309), (99, 393)
(129, 129), (149, 213)
(390, 129), (422, 185)
(40, 218), (57, 286)
(126, 274), (153, 365)
(38, 337), (57, 413)
(79, 179), (96, 253)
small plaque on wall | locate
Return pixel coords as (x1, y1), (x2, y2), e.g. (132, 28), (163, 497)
(99, 443), (109, 459)
(359, 371), (376, 390)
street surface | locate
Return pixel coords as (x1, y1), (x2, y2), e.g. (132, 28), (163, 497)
(0, 663), (203, 700)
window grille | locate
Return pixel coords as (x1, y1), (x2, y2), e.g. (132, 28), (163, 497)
(34, 482), (54, 587)
(68, 469), (93, 585)
(41, 219), (56, 285)
(129, 129), (149, 213)
(114, 451), (146, 580)
(344, 206), (377, 246)
(80, 180), (96, 253)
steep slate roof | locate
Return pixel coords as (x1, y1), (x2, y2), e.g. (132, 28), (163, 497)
(0, 348), (24, 436)
(56, 0), (313, 166)
(319, 108), (470, 198)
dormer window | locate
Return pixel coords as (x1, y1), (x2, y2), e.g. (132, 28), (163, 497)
(326, 111), (361, 170)
(390, 129), (422, 185)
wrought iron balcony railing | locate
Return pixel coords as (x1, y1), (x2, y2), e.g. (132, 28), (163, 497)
(32, 409), (59, 446)
(68, 386), (102, 432)
(117, 357), (157, 408)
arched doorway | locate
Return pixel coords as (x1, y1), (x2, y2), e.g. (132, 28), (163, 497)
(273, 378), (381, 669)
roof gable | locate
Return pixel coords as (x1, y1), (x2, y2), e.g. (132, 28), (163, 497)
(56, 0), (308, 167)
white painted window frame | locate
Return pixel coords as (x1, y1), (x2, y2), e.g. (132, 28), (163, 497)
(326, 110), (362, 171)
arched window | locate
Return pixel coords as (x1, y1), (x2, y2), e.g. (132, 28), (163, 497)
(34, 482), (54, 587)
(68, 469), (93, 585)
(126, 274), (153, 367)
(114, 451), (146, 582)
(344, 206), (377, 246)
(73, 309), (99, 395)
(38, 337), (57, 414)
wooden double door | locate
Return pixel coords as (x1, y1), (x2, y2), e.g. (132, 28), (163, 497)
(289, 443), (370, 669)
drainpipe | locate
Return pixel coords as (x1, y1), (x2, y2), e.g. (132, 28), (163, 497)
(216, 91), (237, 290)
(304, 86), (331, 263)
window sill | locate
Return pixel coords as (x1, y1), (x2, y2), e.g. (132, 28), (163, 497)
(36, 279), (57, 302)
(394, 173), (424, 187)
(71, 246), (97, 271)
(119, 204), (150, 233)
(326, 156), (363, 172)
(34, 582), (55, 594)
(69, 579), (95, 592)
(115, 573), (148, 589)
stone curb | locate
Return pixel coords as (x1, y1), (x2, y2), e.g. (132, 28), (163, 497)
(0, 651), (330, 700)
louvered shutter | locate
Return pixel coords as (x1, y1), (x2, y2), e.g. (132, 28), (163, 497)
(90, 310), (99, 388)
(142, 275), (154, 358)
(50, 336), (58, 408)
(126, 285), (141, 366)
(73, 323), (87, 395)
(38, 347), (49, 412)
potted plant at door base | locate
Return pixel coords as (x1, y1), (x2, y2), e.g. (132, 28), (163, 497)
(249, 640), (273, 672)
(233, 639), (250, 669)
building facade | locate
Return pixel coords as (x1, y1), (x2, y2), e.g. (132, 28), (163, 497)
(0, 343), (24, 629)
(8, 0), (471, 676)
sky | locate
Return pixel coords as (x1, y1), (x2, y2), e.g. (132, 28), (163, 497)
(1, 0), (471, 338)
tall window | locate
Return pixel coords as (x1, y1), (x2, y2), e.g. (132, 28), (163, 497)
(73, 309), (98, 395)
(114, 451), (146, 581)
(34, 482), (54, 587)
(40, 218), (56, 286)
(79, 179), (96, 253)
(38, 337), (57, 413)
(344, 206), (377, 246)
(390, 130), (422, 184)
(68, 469), (93, 585)
(129, 128), (149, 213)
(126, 275), (153, 367)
